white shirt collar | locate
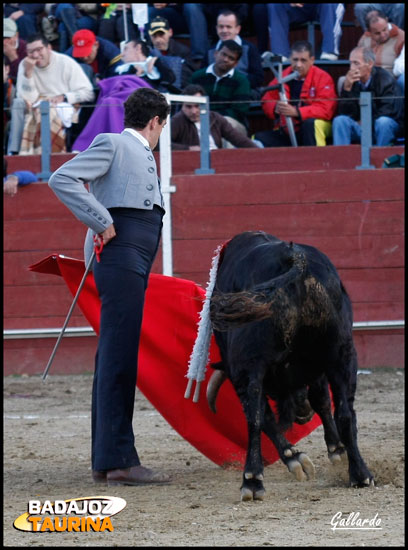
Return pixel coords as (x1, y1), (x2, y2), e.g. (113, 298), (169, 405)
(206, 63), (235, 81)
(123, 127), (150, 149)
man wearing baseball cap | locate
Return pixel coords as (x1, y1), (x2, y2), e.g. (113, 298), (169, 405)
(147, 16), (195, 89)
(65, 29), (123, 81)
(3, 17), (27, 83)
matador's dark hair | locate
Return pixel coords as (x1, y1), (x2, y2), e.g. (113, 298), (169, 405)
(124, 87), (170, 129)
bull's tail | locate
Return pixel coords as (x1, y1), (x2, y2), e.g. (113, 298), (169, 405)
(210, 245), (306, 331)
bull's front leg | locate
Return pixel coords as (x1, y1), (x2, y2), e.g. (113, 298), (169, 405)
(234, 377), (266, 501)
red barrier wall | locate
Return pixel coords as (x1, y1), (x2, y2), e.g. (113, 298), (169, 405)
(3, 147), (404, 373)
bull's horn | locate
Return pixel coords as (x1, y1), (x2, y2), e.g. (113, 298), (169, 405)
(206, 371), (227, 413)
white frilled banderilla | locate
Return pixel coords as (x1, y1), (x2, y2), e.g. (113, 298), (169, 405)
(184, 243), (225, 402)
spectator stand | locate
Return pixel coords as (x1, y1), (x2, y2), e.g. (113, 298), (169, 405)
(247, 3), (362, 135)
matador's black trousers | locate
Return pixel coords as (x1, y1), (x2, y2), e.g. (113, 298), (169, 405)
(91, 206), (163, 471)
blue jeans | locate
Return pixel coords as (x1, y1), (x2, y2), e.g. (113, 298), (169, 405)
(56, 3), (98, 52)
(267, 3), (345, 57)
(332, 115), (400, 146)
(183, 4), (209, 60)
(396, 73), (404, 94)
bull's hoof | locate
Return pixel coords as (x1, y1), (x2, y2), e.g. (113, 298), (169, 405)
(286, 451), (315, 481)
(328, 443), (346, 464)
(350, 475), (375, 488)
(240, 475), (265, 501)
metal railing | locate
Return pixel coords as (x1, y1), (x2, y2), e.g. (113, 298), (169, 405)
(159, 93), (214, 277)
(3, 320), (404, 340)
(16, 91), (389, 182)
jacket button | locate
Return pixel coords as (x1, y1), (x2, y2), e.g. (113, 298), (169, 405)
(147, 155), (153, 161)
(144, 199), (151, 206)
(148, 167), (154, 173)
(145, 146), (150, 151)
(87, 208), (91, 212)
(146, 184), (153, 190)
(98, 216), (102, 220)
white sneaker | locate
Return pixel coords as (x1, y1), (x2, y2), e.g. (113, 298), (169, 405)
(320, 52), (338, 61)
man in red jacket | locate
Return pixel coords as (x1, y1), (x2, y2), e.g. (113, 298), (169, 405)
(255, 41), (337, 147)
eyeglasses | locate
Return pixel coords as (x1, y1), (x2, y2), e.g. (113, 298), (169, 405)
(27, 45), (46, 55)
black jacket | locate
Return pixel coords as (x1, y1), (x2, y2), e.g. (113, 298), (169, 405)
(338, 66), (404, 126)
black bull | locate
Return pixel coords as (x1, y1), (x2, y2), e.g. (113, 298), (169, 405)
(207, 231), (374, 501)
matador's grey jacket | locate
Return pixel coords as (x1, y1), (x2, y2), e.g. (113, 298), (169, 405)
(48, 130), (164, 264)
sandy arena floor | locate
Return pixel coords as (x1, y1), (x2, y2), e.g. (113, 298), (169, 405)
(3, 367), (404, 547)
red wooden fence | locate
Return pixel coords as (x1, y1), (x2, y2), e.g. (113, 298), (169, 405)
(4, 146), (404, 373)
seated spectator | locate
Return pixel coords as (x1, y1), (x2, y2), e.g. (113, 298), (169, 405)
(393, 45), (404, 93)
(48, 3), (100, 53)
(65, 29), (123, 83)
(332, 47), (403, 146)
(148, 3), (249, 70)
(4, 56), (16, 152)
(115, 39), (175, 92)
(265, 3), (345, 61)
(147, 15), (195, 89)
(357, 11), (404, 76)
(201, 4), (250, 46)
(98, 4), (140, 45)
(7, 33), (94, 155)
(171, 84), (260, 150)
(354, 3), (405, 31)
(3, 17), (27, 84)
(3, 4), (44, 40)
(71, 75), (151, 152)
(207, 9), (264, 97)
(190, 40), (252, 137)
(255, 40), (337, 147)
(3, 157), (38, 196)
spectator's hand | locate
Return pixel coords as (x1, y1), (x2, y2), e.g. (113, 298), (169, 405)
(275, 101), (298, 117)
(9, 10), (25, 20)
(153, 4), (169, 8)
(189, 145), (201, 151)
(290, 4), (304, 7)
(23, 98), (33, 111)
(48, 95), (65, 106)
(4, 175), (19, 196)
(146, 57), (157, 74)
(23, 56), (37, 78)
(344, 68), (360, 91)
(134, 65), (145, 76)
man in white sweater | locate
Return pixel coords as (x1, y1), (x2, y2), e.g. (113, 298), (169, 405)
(7, 33), (94, 155)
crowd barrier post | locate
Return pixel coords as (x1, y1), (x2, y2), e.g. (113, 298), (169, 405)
(356, 91), (375, 170)
(37, 100), (52, 180)
(195, 95), (215, 175)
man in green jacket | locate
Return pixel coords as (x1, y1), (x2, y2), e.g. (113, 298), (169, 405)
(190, 39), (252, 137)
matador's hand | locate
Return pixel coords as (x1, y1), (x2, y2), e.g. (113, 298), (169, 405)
(98, 223), (116, 246)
